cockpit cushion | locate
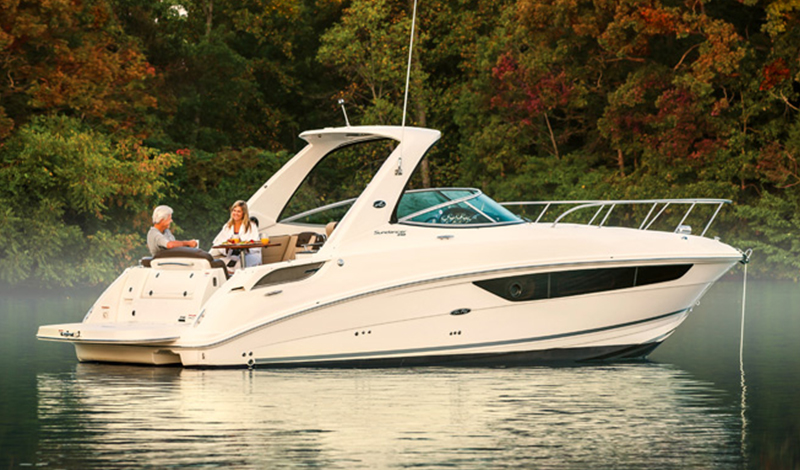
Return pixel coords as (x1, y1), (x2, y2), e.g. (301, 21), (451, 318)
(143, 247), (229, 279)
(152, 247), (214, 262)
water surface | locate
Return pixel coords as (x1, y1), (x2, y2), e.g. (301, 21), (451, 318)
(1, 279), (797, 469)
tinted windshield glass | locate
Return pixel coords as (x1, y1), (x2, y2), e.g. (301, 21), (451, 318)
(397, 189), (523, 226)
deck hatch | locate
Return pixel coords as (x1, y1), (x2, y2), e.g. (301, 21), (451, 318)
(474, 264), (692, 302)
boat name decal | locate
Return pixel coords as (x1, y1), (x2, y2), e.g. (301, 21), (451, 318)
(374, 230), (406, 237)
(59, 329), (81, 338)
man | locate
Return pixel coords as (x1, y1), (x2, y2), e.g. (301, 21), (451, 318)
(147, 205), (198, 256)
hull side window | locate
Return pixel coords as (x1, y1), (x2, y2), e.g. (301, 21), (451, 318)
(253, 262), (325, 289)
(474, 264), (693, 302)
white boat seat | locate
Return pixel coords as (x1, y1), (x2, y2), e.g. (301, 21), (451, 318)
(141, 247), (229, 279)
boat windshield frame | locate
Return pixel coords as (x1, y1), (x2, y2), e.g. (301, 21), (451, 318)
(397, 188), (525, 228)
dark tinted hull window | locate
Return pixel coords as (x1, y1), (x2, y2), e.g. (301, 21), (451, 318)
(474, 265), (692, 302)
(253, 262), (325, 289)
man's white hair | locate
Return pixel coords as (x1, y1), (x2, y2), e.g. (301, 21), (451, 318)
(152, 205), (173, 224)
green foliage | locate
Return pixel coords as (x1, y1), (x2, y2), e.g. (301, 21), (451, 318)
(452, 0), (800, 279)
(169, 39), (267, 151)
(732, 192), (800, 280)
(0, 116), (180, 287)
(317, 0), (418, 126)
(280, 139), (396, 220)
(166, 147), (289, 247)
(1, 0), (799, 286)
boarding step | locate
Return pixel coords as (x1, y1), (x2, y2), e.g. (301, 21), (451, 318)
(37, 322), (185, 345)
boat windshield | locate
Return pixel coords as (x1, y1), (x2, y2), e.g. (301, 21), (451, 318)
(396, 188), (523, 227)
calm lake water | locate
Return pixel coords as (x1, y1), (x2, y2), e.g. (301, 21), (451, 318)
(1, 277), (798, 469)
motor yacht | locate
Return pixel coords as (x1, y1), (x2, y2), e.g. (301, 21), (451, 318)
(37, 125), (748, 367)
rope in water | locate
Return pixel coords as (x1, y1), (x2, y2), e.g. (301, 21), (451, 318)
(739, 261), (748, 464)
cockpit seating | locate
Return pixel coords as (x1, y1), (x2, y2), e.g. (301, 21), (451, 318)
(140, 247), (230, 279)
(260, 230), (330, 264)
(325, 221), (337, 237)
(287, 232), (326, 258)
(259, 221), (339, 264)
(261, 234), (291, 264)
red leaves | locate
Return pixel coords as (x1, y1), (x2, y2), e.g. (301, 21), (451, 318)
(756, 142), (800, 188)
(490, 52), (574, 119)
(688, 138), (720, 161)
(638, 6), (677, 34)
(760, 59), (791, 91)
(491, 52), (517, 82)
(602, 73), (723, 166)
(647, 88), (724, 163)
(0, 0), (156, 134)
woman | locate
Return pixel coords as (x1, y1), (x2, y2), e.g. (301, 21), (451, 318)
(210, 200), (261, 270)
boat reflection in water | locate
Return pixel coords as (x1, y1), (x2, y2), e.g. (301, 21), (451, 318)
(35, 363), (744, 468)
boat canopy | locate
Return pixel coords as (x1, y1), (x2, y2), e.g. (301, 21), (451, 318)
(246, 126), (442, 248)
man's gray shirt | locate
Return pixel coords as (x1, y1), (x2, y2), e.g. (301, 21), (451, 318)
(147, 227), (175, 256)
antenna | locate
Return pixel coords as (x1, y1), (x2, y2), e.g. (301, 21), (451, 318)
(338, 99), (351, 127)
(398, 0), (419, 176)
(401, 0), (419, 128)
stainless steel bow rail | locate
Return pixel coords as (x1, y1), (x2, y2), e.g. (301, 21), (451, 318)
(501, 198), (731, 238)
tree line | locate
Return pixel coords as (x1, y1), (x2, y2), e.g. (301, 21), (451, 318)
(1, 0), (798, 287)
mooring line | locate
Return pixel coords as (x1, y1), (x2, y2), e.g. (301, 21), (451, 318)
(739, 261), (748, 464)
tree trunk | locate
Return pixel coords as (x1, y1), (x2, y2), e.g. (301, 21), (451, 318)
(205, 0), (213, 39)
(543, 112), (559, 159)
(190, 0), (213, 145)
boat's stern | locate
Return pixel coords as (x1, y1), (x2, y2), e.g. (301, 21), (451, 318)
(37, 248), (230, 365)
(37, 321), (186, 364)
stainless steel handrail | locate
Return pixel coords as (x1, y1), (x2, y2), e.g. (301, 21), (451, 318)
(500, 199), (731, 237)
(282, 197), (357, 223)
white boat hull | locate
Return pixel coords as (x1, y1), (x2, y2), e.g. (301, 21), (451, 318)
(41, 249), (735, 367)
(179, 263), (719, 367)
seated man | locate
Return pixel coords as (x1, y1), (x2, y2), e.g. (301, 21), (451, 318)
(147, 205), (198, 256)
